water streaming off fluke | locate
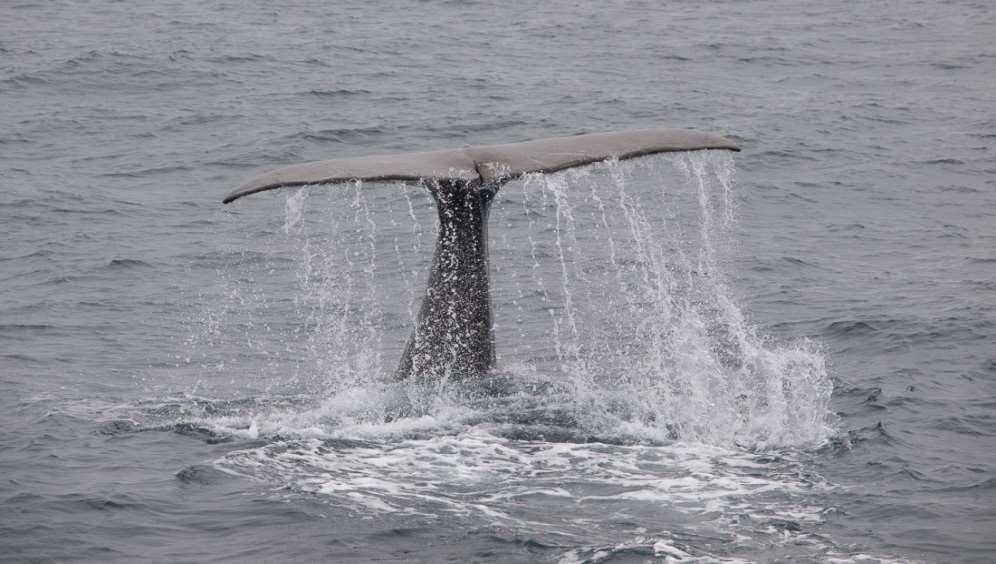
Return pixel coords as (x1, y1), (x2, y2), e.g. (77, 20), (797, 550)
(199, 151), (833, 448)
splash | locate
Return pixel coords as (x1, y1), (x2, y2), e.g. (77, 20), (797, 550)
(194, 151), (833, 448)
(491, 152), (833, 447)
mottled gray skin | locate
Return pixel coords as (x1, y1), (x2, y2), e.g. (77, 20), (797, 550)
(396, 179), (497, 382)
(222, 128), (739, 381)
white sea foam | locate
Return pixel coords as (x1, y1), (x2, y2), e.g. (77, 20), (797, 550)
(213, 427), (847, 561)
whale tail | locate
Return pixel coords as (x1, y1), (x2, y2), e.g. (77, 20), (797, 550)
(222, 128), (739, 381)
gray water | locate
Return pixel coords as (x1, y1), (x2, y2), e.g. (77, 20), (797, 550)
(2, 0), (994, 562)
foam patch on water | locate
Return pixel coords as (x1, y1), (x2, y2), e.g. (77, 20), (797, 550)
(44, 386), (909, 563)
(212, 427), (864, 561)
(218, 431), (812, 514)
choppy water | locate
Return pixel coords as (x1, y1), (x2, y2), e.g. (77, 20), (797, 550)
(2, 0), (994, 562)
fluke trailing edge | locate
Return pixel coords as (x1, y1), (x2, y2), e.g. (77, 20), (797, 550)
(222, 128), (739, 382)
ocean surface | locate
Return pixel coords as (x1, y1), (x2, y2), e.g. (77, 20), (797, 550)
(2, 1), (994, 562)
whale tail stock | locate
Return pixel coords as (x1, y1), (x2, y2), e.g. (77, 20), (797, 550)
(222, 128), (739, 382)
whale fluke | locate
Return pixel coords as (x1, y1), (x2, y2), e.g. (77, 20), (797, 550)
(222, 128), (738, 204)
(223, 128), (739, 382)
